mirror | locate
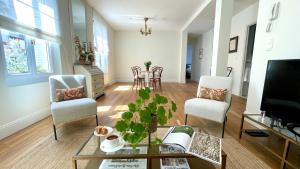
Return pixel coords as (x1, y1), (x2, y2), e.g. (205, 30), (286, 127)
(72, 0), (87, 42)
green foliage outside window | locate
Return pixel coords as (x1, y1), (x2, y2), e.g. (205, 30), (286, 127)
(4, 37), (29, 74)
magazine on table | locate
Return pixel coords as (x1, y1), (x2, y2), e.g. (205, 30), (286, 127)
(99, 147), (147, 169)
(162, 125), (222, 165)
(159, 145), (190, 169)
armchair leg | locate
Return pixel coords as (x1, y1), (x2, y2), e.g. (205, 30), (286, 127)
(53, 124), (57, 140)
(185, 114), (188, 125)
(96, 114), (99, 126)
(222, 117), (227, 138)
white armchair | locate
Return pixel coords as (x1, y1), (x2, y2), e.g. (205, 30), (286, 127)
(184, 76), (232, 138)
(49, 75), (98, 140)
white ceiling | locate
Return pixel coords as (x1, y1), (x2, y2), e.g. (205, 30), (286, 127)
(186, 0), (258, 35)
(86, 0), (206, 31)
(86, 0), (257, 32)
(234, 0), (258, 15)
(186, 0), (216, 35)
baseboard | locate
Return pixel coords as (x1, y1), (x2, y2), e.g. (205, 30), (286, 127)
(0, 106), (51, 140)
(104, 79), (116, 87)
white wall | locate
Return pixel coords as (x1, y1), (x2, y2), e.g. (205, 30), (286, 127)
(246, 0), (300, 114)
(228, 2), (258, 96)
(179, 30), (188, 83)
(200, 29), (214, 77)
(191, 28), (214, 82)
(211, 0), (233, 76)
(114, 31), (180, 82)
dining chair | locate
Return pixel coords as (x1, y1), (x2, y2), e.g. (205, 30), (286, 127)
(150, 66), (163, 90)
(131, 66), (145, 89)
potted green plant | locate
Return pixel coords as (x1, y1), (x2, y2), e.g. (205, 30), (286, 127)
(115, 87), (177, 148)
(144, 61), (152, 71)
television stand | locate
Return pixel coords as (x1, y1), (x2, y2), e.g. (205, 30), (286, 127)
(239, 114), (300, 169)
(287, 124), (300, 137)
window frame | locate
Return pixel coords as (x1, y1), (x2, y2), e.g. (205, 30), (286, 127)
(0, 29), (55, 86)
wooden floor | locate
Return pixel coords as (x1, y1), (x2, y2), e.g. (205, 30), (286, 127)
(0, 82), (276, 169)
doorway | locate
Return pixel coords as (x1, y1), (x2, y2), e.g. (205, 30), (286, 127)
(241, 24), (256, 97)
(186, 43), (193, 80)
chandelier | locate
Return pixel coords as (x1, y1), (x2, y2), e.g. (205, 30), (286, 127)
(140, 17), (151, 36)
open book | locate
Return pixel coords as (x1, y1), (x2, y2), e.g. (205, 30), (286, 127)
(162, 126), (222, 165)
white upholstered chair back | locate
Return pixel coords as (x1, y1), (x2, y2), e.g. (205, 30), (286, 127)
(197, 76), (233, 103)
(49, 75), (87, 103)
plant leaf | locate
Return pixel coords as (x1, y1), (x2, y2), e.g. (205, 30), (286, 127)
(148, 102), (157, 113)
(122, 111), (133, 120)
(139, 109), (151, 123)
(139, 88), (150, 100)
(157, 106), (165, 116)
(171, 101), (177, 112)
(115, 120), (128, 132)
(145, 87), (151, 93)
(132, 122), (145, 134)
(157, 106), (167, 125)
(128, 103), (136, 112)
(155, 94), (168, 104)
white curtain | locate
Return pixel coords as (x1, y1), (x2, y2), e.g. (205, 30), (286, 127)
(0, 0), (60, 37)
(93, 13), (109, 73)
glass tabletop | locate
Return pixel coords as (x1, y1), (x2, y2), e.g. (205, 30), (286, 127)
(244, 114), (300, 144)
(76, 126), (198, 158)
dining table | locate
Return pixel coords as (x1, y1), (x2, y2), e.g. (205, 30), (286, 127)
(141, 70), (152, 87)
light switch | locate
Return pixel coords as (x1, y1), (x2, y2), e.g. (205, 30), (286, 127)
(265, 38), (274, 51)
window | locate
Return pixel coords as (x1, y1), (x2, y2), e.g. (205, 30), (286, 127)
(93, 14), (109, 73)
(0, 0), (59, 35)
(0, 29), (56, 86)
(0, 0), (60, 86)
(34, 39), (52, 73)
(2, 32), (29, 74)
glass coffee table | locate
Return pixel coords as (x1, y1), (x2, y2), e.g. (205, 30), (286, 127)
(72, 126), (227, 169)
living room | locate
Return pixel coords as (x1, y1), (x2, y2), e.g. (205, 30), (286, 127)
(0, 0), (299, 169)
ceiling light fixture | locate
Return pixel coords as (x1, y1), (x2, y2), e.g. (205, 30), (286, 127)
(140, 17), (151, 36)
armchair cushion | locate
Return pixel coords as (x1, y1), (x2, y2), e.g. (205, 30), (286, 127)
(56, 86), (85, 101)
(199, 86), (227, 101)
(184, 98), (229, 123)
(197, 76), (232, 103)
(51, 98), (97, 125)
(49, 75), (87, 103)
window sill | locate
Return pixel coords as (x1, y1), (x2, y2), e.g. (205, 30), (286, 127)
(6, 74), (52, 87)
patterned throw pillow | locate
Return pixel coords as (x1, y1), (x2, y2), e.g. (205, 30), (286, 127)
(199, 87), (211, 99)
(56, 86), (85, 102)
(210, 88), (227, 101)
(198, 86), (227, 102)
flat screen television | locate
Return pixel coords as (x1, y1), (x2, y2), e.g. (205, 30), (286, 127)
(261, 59), (300, 126)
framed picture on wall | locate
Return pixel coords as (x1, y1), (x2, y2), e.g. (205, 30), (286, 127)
(229, 36), (238, 53)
